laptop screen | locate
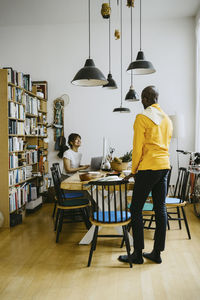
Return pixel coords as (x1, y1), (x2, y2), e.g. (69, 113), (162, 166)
(90, 156), (103, 171)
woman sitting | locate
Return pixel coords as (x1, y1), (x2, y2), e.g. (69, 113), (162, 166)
(58, 133), (89, 180)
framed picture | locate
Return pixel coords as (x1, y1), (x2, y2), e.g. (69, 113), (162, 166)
(32, 81), (48, 100)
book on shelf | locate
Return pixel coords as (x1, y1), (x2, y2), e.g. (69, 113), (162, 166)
(9, 137), (24, 152)
(3, 67), (14, 83)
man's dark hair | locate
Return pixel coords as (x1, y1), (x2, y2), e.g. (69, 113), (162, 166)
(141, 86), (159, 103)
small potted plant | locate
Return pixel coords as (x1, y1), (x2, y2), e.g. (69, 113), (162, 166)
(111, 150), (132, 171)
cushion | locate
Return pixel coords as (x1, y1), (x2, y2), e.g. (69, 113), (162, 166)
(64, 192), (84, 199)
(143, 202), (153, 211)
(93, 211), (131, 223)
(165, 197), (181, 204)
(62, 198), (89, 207)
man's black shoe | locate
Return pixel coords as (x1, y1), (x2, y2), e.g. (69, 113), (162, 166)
(118, 253), (144, 264)
(143, 251), (162, 264)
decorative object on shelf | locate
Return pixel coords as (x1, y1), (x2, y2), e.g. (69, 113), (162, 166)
(32, 81), (48, 99)
(103, 0), (117, 89)
(127, 0), (156, 75)
(101, 3), (111, 19)
(110, 151), (132, 171)
(71, 0), (108, 87)
(52, 94), (69, 141)
(125, 3), (139, 101)
(113, 0), (130, 113)
(127, 0), (135, 7)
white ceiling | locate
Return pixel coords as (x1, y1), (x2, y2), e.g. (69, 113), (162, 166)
(0, 0), (199, 26)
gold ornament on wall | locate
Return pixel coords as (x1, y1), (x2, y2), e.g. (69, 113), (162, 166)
(127, 0), (135, 7)
(114, 29), (120, 39)
(101, 3), (111, 19)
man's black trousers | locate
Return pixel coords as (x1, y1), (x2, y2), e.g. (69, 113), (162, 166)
(130, 169), (169, 251)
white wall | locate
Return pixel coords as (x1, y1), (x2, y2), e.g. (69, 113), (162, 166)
(0, 15), (195, 183)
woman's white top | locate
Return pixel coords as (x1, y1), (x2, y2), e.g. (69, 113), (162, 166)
(62, 149), (82, 175)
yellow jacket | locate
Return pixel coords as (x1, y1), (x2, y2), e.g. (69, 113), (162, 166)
(132, 103), (173, 174)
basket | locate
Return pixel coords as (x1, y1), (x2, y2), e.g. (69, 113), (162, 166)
(110, 161), (129, 172)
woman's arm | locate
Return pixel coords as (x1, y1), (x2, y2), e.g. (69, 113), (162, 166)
(63, 158), (89, 173)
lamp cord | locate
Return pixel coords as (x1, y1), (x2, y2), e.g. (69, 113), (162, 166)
(131, 5), (133, 86)
(140, 0), (142, 51)
(120, 0), (122, 106)
(109, 0), (111, 73)
(89, 0), (91, 58)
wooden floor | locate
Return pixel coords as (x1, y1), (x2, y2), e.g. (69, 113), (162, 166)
(0, 204), (200, 300)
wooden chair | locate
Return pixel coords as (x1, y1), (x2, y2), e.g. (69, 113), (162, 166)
(87, 180), (132, 268)
(51, 163), (84, 218)
(165, 167), (191, 239)
(51, 167), (91, 243)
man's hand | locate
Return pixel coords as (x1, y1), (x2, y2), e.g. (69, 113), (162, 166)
(123, 173), (135, 181)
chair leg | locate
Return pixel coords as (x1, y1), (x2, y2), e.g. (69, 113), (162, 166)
(81, 208), (91, 230)
(181, 207), (191, 239)
(167, 213), (170, 230)
(87, 226), (99, 267)
(54, 208), (60, 231)
(120, 222), (131, 248)
(56, 210), (63, 243)
(177, 207), (182, 229)
(148, 215), (154, 229)
(122, 225), (132, 268)
(52, 201), (57, 218)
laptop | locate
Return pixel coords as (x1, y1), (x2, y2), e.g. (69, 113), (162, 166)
(81, 156), (103, 172)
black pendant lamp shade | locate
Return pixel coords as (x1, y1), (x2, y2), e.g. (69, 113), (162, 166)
(72, 59), (108, 86)
(103, 73), (117, 89)
(103, 0), (117, 89)
(127, 0), (155, 75)
(125, 85), (139, 101)
(113, 0), (130, 113)
(125, 4), (139, 102)
(71, 0), (108, 87)
(113, 106), (130, 113)
(127, 50), (155, 75)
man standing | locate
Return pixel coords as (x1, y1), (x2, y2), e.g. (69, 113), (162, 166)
(119, 86), (173, 264)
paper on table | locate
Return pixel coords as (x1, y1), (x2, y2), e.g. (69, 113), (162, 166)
(97, 176), (122, 182)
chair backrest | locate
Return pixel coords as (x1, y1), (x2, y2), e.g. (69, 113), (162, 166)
(174, 167), (189, 201)
(50, 166), (64, 205)
(89, 180), (130, 224)
(167, 166), (172, 194)
(52, 163), (62, 179)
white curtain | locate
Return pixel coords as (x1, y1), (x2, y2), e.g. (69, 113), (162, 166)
(195, 15), (200, 151)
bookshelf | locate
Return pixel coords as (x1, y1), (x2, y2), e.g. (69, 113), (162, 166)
(0, 69), (49, 228)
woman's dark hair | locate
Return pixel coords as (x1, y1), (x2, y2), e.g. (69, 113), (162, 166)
(68, 133), (81, 148)
(57, 136), (69, 158)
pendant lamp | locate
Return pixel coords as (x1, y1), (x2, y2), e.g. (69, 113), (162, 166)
(113, 0), (130, 113)
(71, 0), (108, 86)
(127, 0), (155, 75)
(125, 3), (139, 101)
(103, 0), (117, 89)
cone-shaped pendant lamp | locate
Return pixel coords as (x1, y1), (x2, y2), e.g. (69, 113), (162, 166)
(113, 0), (130, 113)
(103, 0), (117, 89)
(125, 4), (139, 101)
(71, 0), (108, 86)
(127, 0), (155, 75)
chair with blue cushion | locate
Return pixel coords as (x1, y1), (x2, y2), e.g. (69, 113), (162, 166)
(165, 167), (191, 239)
(51, 167), (91, 243)
(51, 162), (84, 218)
(87, 180), (132, 268)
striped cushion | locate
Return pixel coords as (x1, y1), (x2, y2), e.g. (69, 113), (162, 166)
(93, 211), (131, 223)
